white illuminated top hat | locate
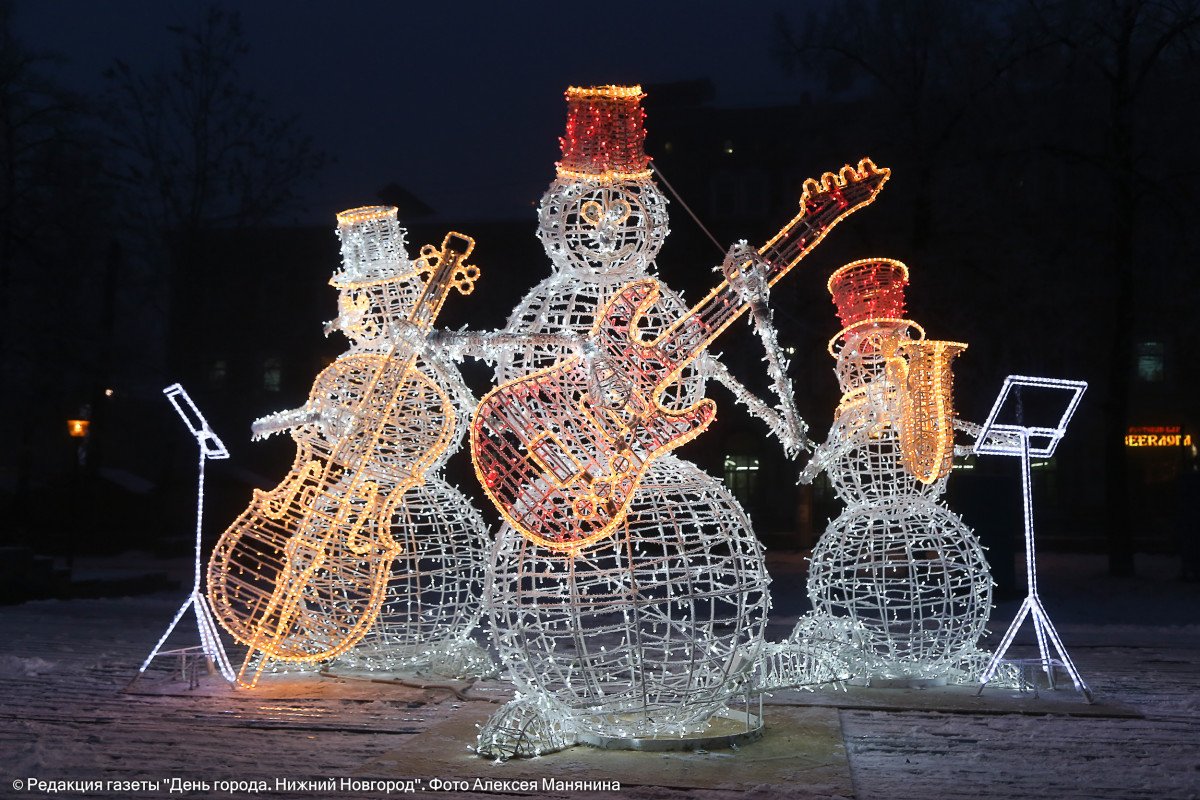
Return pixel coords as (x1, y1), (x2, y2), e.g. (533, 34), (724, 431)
(330, 205), (418, 287)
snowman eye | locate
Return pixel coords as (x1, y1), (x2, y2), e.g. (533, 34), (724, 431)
(580, 200), (603, 227)
(608, 199), (631, 225)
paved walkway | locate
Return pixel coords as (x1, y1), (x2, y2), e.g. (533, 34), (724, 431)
(1, 552), (1197, 799)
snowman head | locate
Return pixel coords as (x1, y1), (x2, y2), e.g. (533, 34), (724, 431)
(327, 206), (425, 347)
(537, 176), (669, 274)
(826, 258), (924, 393)
(536, 86), (669, 276)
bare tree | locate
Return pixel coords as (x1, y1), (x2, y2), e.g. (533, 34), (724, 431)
(1024, 0), (1200, 576)
(775, 0), (1041, 251)
(102, 7), (327, 240)
(0, 0), (115, 546)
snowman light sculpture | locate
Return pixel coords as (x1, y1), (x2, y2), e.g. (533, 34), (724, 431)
(207, 206), (494, 685)
(458, 87), (770, 758)
(449, 86), (887, 758)
(795, 258), (993, 682)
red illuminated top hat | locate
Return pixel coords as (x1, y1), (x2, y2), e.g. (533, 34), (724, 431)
(828, 258), (909, 328)
(556, 85), (653, 182)
(827, 258), (923, 353)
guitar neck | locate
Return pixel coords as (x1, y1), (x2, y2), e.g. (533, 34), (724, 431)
(660, 159), (889, 359)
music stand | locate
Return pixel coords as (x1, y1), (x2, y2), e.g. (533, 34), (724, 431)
(972, 375), (1091, 701)
(133, 384), (236, 686)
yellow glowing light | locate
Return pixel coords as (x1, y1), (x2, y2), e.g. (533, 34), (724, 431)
(1125, 433), (1192, 446)
(67, 419), (89, 438)
(892, 340), (967, 484)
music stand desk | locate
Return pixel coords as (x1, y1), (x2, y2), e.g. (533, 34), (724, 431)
(973, 376), (1092, 702)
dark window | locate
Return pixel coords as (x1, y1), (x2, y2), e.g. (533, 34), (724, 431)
(263, 357), (282, 392)
(1137, 341), (1164, 382)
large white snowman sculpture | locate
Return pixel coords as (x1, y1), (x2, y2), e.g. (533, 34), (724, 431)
(795, 258), (993, 682)
(324, 211), (496, 679)
(471, 86), (775, 758)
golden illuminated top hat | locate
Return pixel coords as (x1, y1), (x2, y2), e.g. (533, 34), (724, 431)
(330, 205), (417, 287)
(556, 85), (653, 182)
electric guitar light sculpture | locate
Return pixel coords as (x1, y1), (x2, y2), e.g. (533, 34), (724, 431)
(471, 159), (890, 552)
(208, 213), (478, 687)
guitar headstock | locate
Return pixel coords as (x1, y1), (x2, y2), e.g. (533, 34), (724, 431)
(758, 157), (890, 274)
(799, 157), (890, 212)
(416, 232), (480, 295)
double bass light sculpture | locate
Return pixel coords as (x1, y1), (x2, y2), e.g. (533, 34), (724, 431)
(797, 258), (994, 682)
(207, 206), (482, 687)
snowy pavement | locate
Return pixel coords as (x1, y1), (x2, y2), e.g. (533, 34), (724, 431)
(0, 552), (1197, 799)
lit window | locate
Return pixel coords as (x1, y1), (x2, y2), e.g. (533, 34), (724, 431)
(723, 454), (759, 504)
(263, 357), (282, 392)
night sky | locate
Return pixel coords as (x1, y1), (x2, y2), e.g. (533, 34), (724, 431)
(13, 0), (811, 223)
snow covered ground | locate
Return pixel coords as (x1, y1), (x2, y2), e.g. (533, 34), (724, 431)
(0, 551), (1197, 799)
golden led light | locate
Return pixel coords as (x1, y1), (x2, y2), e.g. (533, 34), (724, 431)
(206, 207), (479, 688)
(67, 419), (89, 438)
(893, 339), (968, 484)
(471, 159), (890, 553)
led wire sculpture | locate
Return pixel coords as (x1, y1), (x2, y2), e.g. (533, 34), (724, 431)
(440, 87), (884, 758)
(135, 384), (235, 685)
(206, 207), (482, 687)
(796, 259), (995, 682)
(433, 86), (832, 758)
(972, 375), (1092, 701)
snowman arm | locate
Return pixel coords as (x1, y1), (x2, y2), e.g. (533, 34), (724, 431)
(797, 442), (832, 484)
(952, 417), (1022, 455)
(251, 406), (322, 440)
(427, 327), (587, 364)
(698, 353), (809, 457)
(720, 247), (811, 457)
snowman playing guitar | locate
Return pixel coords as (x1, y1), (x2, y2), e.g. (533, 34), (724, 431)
(471, 159), (890, 552)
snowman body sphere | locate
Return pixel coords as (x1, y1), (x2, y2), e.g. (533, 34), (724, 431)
(479, 87), (769, 758)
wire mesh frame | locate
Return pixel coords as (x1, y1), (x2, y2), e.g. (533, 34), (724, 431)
(536, 177), (670, 275)
(802, 324), (993, 679)
(487, 454), (770, 740)
(808, 497), (992, 672)
(331, 475), (491, 674)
